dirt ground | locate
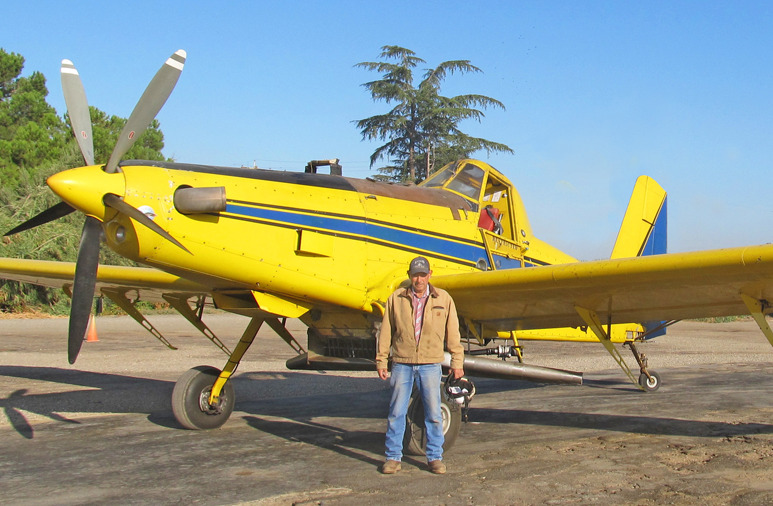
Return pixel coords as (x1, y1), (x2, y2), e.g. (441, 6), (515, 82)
(2, 314), (773, 505)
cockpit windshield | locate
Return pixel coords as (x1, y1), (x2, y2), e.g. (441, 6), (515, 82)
(421, 162), (485, 209)
(422, 163), (457, 189)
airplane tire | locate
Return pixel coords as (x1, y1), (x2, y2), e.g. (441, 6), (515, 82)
(172, 366), (235, 430)
(403, 388), (462, 456)
(638, 370), (661, 392)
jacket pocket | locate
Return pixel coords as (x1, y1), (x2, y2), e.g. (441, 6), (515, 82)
(431, 305), (447, 319)
(429, 305), (447, 338)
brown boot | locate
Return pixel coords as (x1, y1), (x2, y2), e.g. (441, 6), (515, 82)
(428, 460), (446, 474)
(381, 460), (402, 474)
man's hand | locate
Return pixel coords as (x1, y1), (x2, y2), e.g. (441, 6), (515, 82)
(378, 368), (389, 380)
(450, 368), (464, 380)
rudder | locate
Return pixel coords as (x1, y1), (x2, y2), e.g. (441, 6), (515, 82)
(611, 175), (668, 338)
(611, 176), (667, 259)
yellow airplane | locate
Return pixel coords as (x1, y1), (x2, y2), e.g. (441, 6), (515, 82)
(4, 50), (773, 454)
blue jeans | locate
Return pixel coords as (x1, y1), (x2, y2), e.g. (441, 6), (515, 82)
(385, 362), (444, 462)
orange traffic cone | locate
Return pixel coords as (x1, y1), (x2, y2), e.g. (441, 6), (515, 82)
(85, 315), (99, 342)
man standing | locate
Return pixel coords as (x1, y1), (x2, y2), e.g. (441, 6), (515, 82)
(376, 256), (465, 474)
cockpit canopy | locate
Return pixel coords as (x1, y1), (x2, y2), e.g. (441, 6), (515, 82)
(420, 161), (485, 211)
(419, 159), (532, 245)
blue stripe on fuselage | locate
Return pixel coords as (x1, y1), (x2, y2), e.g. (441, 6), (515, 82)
(225, 203), (490, 267)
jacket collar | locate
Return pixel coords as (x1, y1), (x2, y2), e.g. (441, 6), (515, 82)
(399, 283), (439, 299)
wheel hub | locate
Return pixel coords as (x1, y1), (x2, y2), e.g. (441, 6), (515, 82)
(440, 403), (451, 433)
(198, 387), (224, 415)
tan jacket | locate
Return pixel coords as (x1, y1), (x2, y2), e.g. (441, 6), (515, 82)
(376, 284), (464, 370)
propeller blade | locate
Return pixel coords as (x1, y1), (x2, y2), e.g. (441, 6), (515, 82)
(4, 202), (76, 236)
(68, 217), (101, 364)
(103, 194), (191, 254)
(60, 59), (95, 166)
(104, 49), (186, 174)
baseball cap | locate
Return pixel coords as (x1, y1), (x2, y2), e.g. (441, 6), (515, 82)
(408, 256), (430, 276)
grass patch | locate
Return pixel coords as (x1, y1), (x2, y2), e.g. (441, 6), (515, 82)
(689, 315), (750, 323)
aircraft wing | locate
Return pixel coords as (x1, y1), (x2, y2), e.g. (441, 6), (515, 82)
(0, 258), (211, 303)
(432, 244), (773, 331)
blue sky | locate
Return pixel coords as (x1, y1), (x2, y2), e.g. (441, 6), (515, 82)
(5, 1), (773, 260)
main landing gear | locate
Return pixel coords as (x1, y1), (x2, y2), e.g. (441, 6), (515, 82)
(403, 387), (463, 455)
(172, 366), (235, 429)
(171, 316), (306, 430)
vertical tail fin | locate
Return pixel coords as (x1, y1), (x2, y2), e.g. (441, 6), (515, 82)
(612, 176), (668, 338)
(611, 176), (667, 259)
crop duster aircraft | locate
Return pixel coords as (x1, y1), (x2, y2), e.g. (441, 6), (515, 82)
(4, 50), (773, 453)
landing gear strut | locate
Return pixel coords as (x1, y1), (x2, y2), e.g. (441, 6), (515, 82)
(575, 305), (669, 392)
(172, 317), (266, 429)
(626, 341), (660, 392)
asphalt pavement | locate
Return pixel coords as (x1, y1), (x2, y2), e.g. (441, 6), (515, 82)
(3, 314), (773, 504)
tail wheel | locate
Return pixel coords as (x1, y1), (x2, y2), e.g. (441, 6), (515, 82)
(403, 387), (462, 455)
(172, 366), (235, 429)
(638, 370), (661, 392)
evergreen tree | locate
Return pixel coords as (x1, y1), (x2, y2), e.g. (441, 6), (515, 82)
(0, 49), (67, 187)
(355, 46), (513, 182)
(0, 48), (171, 313)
